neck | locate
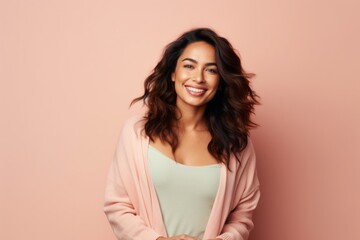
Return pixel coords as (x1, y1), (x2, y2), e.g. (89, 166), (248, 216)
(175, 102), (208, 132)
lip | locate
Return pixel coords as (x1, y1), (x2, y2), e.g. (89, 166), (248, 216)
(184, 85), (207, 96)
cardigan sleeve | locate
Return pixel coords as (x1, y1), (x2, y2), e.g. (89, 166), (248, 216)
(103, 119), (161, 240)
(216, 140), (261, 240)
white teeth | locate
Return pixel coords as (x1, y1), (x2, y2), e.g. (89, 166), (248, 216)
(186, 86), (205, 93)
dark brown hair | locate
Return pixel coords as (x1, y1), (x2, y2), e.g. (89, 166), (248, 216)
(132, 28), (259, 167)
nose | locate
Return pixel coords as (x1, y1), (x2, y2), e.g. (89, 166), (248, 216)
(192, 69), (205, 83)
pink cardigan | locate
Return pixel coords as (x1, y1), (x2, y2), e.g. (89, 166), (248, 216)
(104, 114), (260, 240)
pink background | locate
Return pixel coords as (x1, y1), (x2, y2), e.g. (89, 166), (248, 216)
(1, 1), (359, 239)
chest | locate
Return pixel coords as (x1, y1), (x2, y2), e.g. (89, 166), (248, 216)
(150, 130), (218, 166)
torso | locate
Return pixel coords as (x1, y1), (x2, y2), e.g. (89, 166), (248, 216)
(150, 128), (218, 166)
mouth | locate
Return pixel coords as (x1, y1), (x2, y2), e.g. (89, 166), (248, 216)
(185, 85), (207, 96)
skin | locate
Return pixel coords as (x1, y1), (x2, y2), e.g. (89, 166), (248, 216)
(151, 41), (222, 239)
(172, 41), (220, 117)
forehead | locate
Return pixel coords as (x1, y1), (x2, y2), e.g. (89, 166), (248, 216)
(178, 41), (216, 62)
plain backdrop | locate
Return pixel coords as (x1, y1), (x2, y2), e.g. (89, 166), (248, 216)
(1, 1), (359, 240)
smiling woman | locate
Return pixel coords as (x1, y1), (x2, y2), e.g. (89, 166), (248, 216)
(172, 41), (220, 111)
(104, 28), (260, 240)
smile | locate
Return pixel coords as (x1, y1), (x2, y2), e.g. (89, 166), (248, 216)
(185, 86), (207, 96)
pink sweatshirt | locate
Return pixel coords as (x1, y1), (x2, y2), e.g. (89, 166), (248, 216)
(104, 114), (260, 240)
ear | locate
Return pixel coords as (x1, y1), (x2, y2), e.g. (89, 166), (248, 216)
(171, 72), (175, 82)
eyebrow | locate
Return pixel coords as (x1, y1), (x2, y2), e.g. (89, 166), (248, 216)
(181, 58), (217, 67)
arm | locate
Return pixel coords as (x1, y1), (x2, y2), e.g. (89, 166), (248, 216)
(216, 140), (261, 240)
(103, 123), (161, 240)
(216, 186), (260, 240)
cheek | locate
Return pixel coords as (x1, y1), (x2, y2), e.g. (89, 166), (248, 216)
(174, 81), (183, 94)
(210, 77), (220, 89)
(176, 68), (191, 79)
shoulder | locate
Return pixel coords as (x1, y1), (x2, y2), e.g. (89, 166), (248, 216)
(230, 136), (257, 171)
(242, 137), (256, 159)
(119, 112), (147, 140)
(229, 136), (260, 189)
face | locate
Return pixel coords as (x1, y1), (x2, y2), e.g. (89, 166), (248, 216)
(171, 41), (220, 111)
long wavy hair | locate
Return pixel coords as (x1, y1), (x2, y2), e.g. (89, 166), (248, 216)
(132, 28), (259, 167)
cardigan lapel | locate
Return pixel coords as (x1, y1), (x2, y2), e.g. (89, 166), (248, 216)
(140, 133), (168, 237)
(203, 161), (228, 239)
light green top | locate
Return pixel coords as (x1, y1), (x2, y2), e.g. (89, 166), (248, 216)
(148, 145), (221, 238)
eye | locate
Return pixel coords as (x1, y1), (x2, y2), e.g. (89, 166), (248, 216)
(184, 64), (194, 69)
(206, 68), (218, 74)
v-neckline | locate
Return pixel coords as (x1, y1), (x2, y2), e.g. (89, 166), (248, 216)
(148, 144), (175, 161)
(148, 144), (221, 168)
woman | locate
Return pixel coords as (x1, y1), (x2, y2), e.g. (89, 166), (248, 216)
(104, 28), (260, 240)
